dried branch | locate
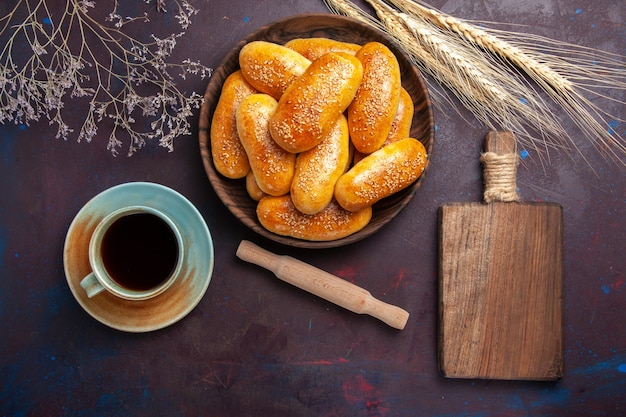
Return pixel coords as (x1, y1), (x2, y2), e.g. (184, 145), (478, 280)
(0, 0), (212, 156)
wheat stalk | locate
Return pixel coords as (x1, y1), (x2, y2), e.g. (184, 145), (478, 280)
(388, 0), (573, 93)
(325, 0), (626, 165)
(388, 0), (625, 163)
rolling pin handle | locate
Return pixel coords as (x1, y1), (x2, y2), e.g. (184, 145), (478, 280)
(362, 298), (410, 330)
(236, 239), (278, 271)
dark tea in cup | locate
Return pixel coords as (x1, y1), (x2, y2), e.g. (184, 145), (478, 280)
(101, 212), (179, 291)
(80, 206), (184, 300)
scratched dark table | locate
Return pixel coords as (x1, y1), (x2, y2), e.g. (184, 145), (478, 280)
(1, 0), (624, 416)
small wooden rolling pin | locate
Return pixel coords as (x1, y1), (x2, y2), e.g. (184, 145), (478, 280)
(236, 240), (410, 330)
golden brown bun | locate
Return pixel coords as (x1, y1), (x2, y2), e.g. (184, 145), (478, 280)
(245, 170), (268, 201)
(285, 37), (361, 61)
(348, 42), (402, 154)
(383, 87), (414, 146)
(257, 195), (372, 241)
(236, 94), (295, 196)
(291, 115), (350, 215)
(210, 70), (257, 179)
(269, 52), (363, 154)
(351, 87), (414, 166)
(239, 41), (311, 99)
(335, 138), (427, 212)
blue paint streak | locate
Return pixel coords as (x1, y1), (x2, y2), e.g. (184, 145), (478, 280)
(0, 364), (33, 416)
(43, 17), (52, 25)
(575, 8), (583, 14)
(608, 119), (619, 135)
(508, 394), (526, 410)
(529, 386), (571, 408)
(519, 97), (528, 105)
(570, 356), (626, 376)
(243, 16), (250, 22)
(602, 284), (611, 294)
(97, 392), (122, 409)
(44, 284), (70, 317)
(520, 150), (529, 159)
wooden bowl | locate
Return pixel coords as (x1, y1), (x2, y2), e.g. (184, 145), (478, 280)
(198, 14), (434, 248)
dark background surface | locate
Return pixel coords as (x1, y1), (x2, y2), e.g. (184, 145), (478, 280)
(1, 0), (624, 416)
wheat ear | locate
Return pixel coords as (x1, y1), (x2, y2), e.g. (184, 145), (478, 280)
(388, 0), (573, 93)
(386, 0), (625, 163)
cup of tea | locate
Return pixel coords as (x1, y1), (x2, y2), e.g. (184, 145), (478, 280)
(80, 205), (184, 300)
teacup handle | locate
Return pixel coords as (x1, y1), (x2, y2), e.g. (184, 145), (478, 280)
(80, 272), (105, 298)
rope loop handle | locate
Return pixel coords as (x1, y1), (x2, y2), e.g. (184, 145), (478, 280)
(480, 151), (520, 203)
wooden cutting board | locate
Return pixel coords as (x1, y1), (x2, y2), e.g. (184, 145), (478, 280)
(438, 131), (563, 380)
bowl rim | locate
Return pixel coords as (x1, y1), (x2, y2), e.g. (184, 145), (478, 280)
(198, 13), (435, 248)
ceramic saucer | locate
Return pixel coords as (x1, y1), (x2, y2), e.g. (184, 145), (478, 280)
(63, 182), (214, 332)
